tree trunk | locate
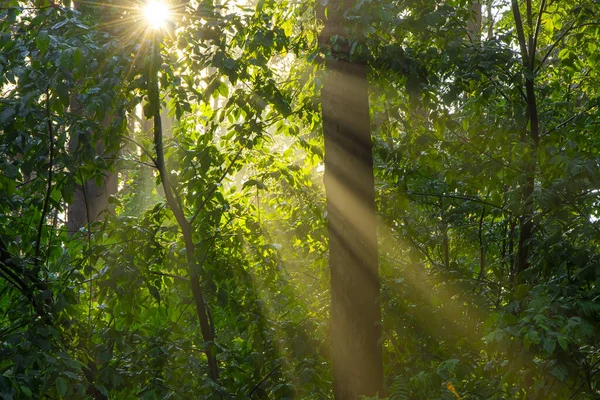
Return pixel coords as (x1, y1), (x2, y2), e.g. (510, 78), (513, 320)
(65, 0), (118, 233)
(148, 37), (220, 386)
(511, 0), (542, 277)
(467, 2), (482, 41)
(321, 2), (385, 394)
(66, 98), (117, 233)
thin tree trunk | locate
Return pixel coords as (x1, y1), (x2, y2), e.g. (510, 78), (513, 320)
(477, 205), (486, 281)
(467, 2), (482, 41)
(320, 2), (384, 397)
(441, 200), (450, 268)
(148, 37), (220, 385)
(511, 0), (542, 277)
(487, 1), (494, 40)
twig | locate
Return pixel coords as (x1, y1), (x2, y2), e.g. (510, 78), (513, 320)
(542, 102), (599, 137)
(407, 191), (508, 213)
(535, 20), (577, 74)
(190, 147), (243, 225)
(120, 135), (158, 166)
(531, 0), (547, 69)
(248, 365), (281, 397)
(149, 271), (188, 282)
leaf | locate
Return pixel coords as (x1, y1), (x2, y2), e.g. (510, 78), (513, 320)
(56, 377), (67, 397)
(97, 345), (112, 364)
(148, 284), (161, 303)
(73, 47), (84, 68)
(20, 386), (32, 397)
(543, 337), (556, 354)
(271, 91), (292, 117)
(1, 163), (20, 179)
(52, 20), (68, 30)
(56, 81), (70, 107)
(0, 107), (15, 125)
(59, 48), (72, 69)
(243, 179), (267, 190)
(551, 365), (568, 381)
(557, 335), (568, 350)
(36, 30), (50, 54)
(558, 48), (569, 60)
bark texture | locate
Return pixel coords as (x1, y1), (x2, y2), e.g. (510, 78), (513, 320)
(321, 29), (384, 398)
(467, 2), (482, 41)
(66, 99), (118, 233)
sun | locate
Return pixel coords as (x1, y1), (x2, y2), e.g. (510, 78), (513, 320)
(144, 1), (170, 29)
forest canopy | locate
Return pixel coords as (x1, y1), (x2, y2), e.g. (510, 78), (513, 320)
(0, 0), (599, 399)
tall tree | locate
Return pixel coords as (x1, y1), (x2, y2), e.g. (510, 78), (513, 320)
(320, 1), (384, 398)
(511, 0), (541, 278)
(65, 0), (119, 233)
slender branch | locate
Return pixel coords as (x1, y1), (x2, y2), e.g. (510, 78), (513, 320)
(248, 365), (281, 397)
(16, 176), (39, 188)
(531, 0), (547, 69)
(0, 319), (33, 340)
(535, 20), (577, 74)
(149, 271), (188, 283)
(102, 156), (157, 169)
(407, 191), (509, 213)
(148, 35), (220, 386)
(190, 147), (243, 225)
(448, 130), (521, 172)
(511, 0), (530, 66)
(34, 88), (54, 271)
(0, 265), (30, 297)
(120, 135), (158, 166)
(542, 102), (599, 137)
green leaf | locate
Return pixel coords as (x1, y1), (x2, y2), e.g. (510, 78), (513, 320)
(56, 377), (67, 397)
(73, 47), (84, 68)
(243, 179), (267, 190)
(36, 30), (50, 54)
(551, 365), (568, 381)
(0, 107), (15, 125)
(148, 284), (161, 303)
(557, 335), (568, 350)
(56, 81), (70, 107)
(20, 386), (32, 397)
(59, 48), (72, 70)
(543, 337), (556, 354)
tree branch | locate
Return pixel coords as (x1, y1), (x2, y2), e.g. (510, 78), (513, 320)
(248, 365), (281, 397)
(511, 0), (530, 66)
(407, 191), (509, 213)
(535, 20), (577, 74)
(190, 147), (243, 225)
(531, 0), (547, 69)
(542, 102), (599, 137)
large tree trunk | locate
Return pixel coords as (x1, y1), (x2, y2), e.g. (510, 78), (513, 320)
(66, 99), (117, 233)
(321, 2), (385, 394)
(66, 0), (118, 233)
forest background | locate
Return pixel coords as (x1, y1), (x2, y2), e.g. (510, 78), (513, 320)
(0, 0), (599, 398)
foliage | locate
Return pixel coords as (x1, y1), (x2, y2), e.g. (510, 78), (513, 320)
(0, 0), (599, 399)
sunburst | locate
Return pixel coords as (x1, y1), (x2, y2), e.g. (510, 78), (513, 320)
(144, 1), (170, 29)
